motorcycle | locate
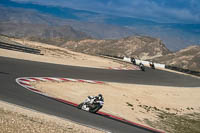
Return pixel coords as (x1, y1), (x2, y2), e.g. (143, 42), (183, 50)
(139, 63), (145, 71)
(77, 98), (104, 113)
(149, 62), (155, 69)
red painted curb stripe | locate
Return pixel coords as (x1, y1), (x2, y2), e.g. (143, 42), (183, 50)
(124, 119), (163, 133)
(95, 81), (104, 84)
(60, 78), (71, 81)
(98, 111), (164, 133)
(55, 98), (78, 106)
(19, 82), (31, 86)
(28, 87), (42, 92)
(78, 79), (85, 82)
(20, 79), (31, 82)
(29, 78), (41, 81)
(43, 77), (55, 81)
(53, 96), (163, 133)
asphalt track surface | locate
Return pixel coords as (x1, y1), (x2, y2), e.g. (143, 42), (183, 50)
(1, 56), (200, 133)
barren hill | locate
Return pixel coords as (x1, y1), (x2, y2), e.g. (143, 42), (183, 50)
(0, 6), (135, 41)
(1, 3), (200, 51)
(0, 22), (90, 45)
(153, 45), (200, 71)
(62, 36), (170, 60)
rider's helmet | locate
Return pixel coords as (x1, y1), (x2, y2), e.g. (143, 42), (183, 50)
(98, 94), (102, 97)
(98, 94), (103, 100)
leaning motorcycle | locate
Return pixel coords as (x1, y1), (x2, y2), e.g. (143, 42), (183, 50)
(139, 64), (145, 71)
(77, 98), (104, 113)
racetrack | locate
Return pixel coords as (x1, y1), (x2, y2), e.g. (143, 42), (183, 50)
(1, 56), (200, 133)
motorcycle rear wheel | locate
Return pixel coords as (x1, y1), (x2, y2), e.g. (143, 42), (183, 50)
(77, 102), (84, 109)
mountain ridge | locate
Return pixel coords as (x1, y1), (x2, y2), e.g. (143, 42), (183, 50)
(62, 36), (171, 60)
(0, 22), (90, 45)
(0, 0), (200, 51)
(153, 45), (200, 71)
(0, 6), (137, 41)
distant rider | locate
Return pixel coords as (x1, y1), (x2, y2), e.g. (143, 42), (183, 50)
(131, 57), (136, 65)
(139, 62), (145, 71)
(149, 62), (155, 69)
(139, 62), (144, 68)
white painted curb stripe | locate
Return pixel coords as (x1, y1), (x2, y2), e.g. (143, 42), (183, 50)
(16, 77), (104, 90)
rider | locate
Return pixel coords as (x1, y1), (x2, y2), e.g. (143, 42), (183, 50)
(131, 57), (136, 65)
(149, 62), (155, 69)
(139, 62), (144, 67)
(82, 94), (104, 111)
(96, 94), (104, 102)
(85, 94), (104, 105)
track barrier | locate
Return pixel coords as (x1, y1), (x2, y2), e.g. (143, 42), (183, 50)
(0, 41), (41, 55)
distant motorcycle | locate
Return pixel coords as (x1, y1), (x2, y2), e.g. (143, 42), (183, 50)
(77, 97), (104, 113)
(139, 63), (145, 71)
(131, 57), (136, 65)
(149, 62), (155, 69)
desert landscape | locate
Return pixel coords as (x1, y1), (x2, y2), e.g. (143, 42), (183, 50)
(1, 38), (200, 133)
(1, 1), (200, 133)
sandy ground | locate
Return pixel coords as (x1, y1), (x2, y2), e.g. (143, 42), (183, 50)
(0, 100), (105, 133)
(5, 39), (134, 69)
(32, 81), (200, 127)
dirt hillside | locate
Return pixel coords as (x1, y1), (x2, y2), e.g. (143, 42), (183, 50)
(63, 36), (170, 60)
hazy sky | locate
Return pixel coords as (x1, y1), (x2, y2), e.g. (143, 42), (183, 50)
(11, 0), (200, 23)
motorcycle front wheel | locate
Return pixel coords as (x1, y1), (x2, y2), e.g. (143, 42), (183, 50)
(89, 106), (102, 113)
